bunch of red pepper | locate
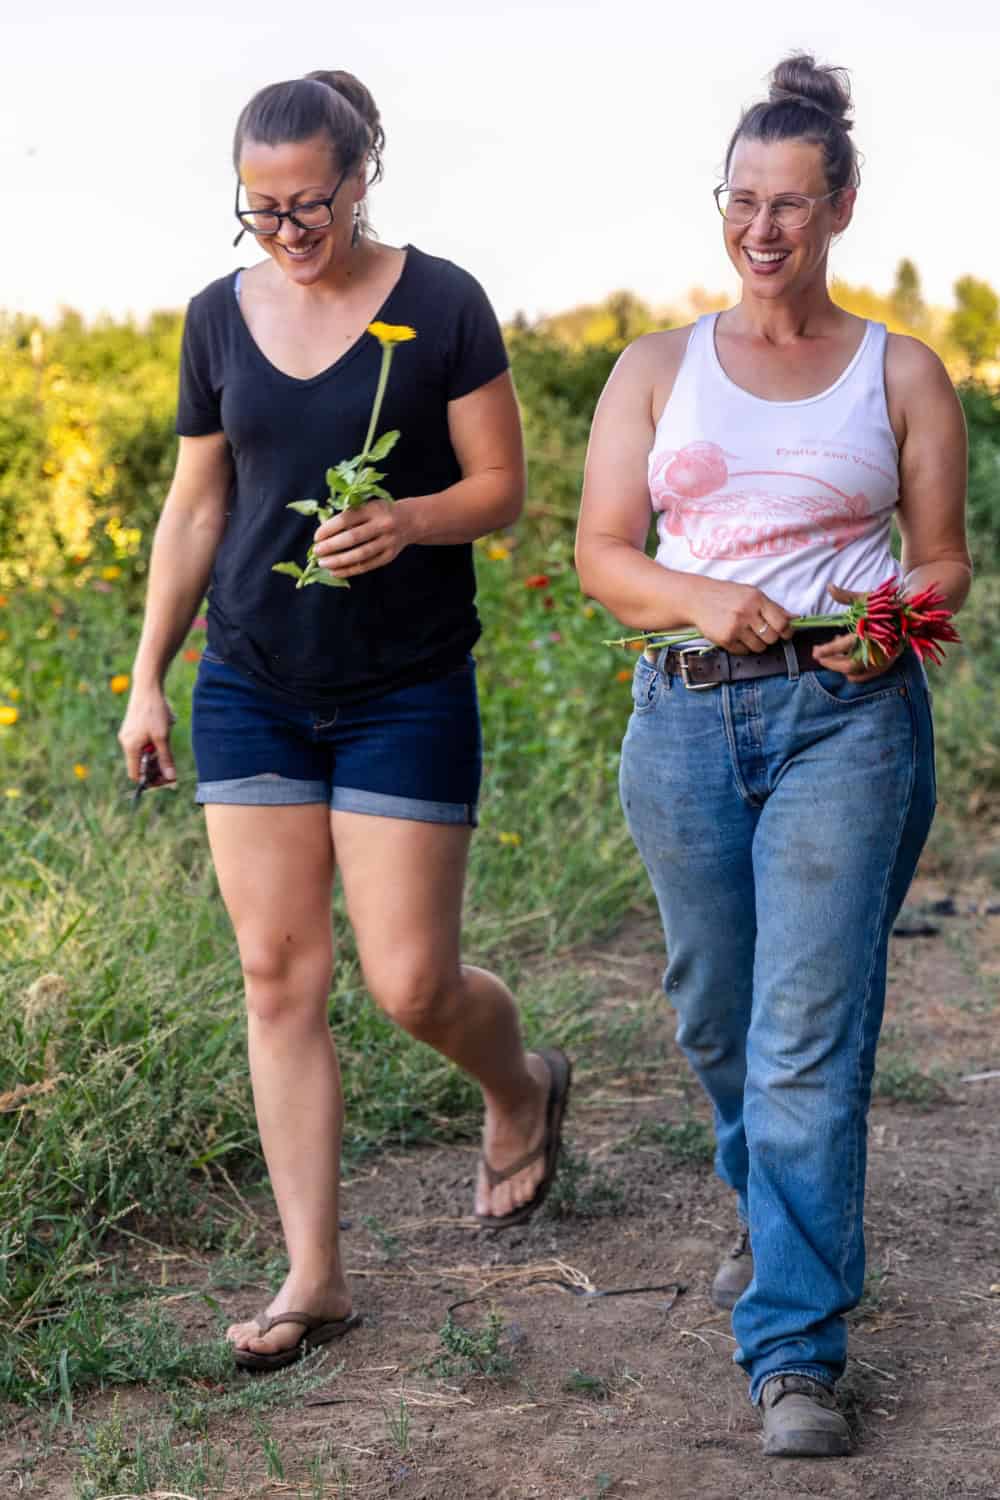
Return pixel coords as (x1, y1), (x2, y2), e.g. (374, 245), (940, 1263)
(846, 578), (961, 668)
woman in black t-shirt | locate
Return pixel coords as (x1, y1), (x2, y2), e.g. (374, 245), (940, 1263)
(119, 70), (571, 1372)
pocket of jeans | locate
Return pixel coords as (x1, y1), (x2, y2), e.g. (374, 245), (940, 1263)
(631, 658), (661, 714)
(802, 665), (907, 708)
(200, 649), (225, 665)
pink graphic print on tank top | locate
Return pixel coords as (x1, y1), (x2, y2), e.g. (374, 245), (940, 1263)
(649, 440), (875, 561)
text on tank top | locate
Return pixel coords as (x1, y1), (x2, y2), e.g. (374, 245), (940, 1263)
(648, 314), (901, 620)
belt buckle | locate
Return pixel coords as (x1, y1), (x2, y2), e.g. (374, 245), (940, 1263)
(678, 644), (720, 691)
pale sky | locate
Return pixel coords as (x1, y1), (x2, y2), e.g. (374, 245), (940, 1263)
(3, 0), (998, 327)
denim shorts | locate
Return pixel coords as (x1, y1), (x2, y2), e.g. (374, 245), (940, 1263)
(191, 653), (481, 825)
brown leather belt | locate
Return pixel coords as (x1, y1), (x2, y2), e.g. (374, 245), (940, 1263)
(643, 628), (843, 689)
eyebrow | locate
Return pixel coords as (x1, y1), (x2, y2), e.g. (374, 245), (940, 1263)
(244, 185), (333, 205)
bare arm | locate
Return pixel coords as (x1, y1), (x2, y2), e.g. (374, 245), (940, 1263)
(891, 336), (972, 610)
(312, 370), (525, 577)
(813, 337), (972, 679)
(575, 331), (793, 653)
(118, 432), (232, 780)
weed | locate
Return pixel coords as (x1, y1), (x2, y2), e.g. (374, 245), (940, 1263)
(873, 1055), (947, 1105)
(363, 1213), (402, 1262)
(544, 1143), (625, 1219)
(429, 1307), (513, 1380)
(254, 1416), (286, 1479)
(383, 1393), (413, 1455)
(563, 1368), (612, 1400)
(622, 1117), (715, 1164)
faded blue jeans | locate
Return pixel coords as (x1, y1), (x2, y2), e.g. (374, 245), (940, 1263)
(619, 646), (935, 1401)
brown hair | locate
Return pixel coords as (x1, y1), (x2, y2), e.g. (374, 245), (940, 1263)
(724, 53), (860, 195)
(232, 71), (385, 236)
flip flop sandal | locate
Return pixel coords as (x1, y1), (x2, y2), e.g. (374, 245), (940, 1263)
(476, 1046), (572, 1230)
(233, 1308), (362, 1373)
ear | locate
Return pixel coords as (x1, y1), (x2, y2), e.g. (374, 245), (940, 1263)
(350, 165), (368, 208)
(831, 187), (857, 234)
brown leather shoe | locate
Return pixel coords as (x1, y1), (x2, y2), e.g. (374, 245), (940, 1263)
(711, 1226), (753, 1309)
(759, 1374), (851, 1457)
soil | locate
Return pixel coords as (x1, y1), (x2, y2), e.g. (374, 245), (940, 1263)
(3, 866), (999, 1500)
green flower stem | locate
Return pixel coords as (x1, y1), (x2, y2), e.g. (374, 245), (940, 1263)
(605, 612), (853, 650)
(361, 345), (395, 461)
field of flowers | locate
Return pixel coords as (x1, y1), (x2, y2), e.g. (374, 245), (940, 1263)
(0, 310), (998, 1413)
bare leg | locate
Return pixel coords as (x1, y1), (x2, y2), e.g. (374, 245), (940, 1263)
(331, 811), (552, 1220)
(205, 805), (352, 1358)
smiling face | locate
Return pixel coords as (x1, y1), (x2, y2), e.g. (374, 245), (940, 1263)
(238, 132), (365, 285)
(723, 137), (855, 300)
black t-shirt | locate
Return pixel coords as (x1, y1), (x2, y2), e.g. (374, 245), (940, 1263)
(176, 246), (509, 706)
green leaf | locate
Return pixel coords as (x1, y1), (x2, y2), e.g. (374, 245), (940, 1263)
(271, 561), (304, 579)
(286, 499), (322, 516)
(326, 470), (351, 496)
(368, 485), (395, 502)
(309, 570), (350, 588)
(366, 429), (400, 461)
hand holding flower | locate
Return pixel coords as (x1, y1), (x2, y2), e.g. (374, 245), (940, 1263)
(272, 323), (417, 589)
(312, 496), (416, 580)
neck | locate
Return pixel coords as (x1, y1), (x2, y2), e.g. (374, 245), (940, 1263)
(726, 273), (841, 344)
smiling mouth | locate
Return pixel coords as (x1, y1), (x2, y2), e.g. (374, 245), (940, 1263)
(280, 241), (322, 260)
(743, 248), (791, 267)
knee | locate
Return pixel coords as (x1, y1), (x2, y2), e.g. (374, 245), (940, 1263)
(369, 963), (459, 1038)
(240, 941), (332, 1028)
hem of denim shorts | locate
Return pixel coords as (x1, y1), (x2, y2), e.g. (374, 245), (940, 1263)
(749, 1365), (838, 1406)
(195, 774), (329, 806)
(331, 785), (477, 826)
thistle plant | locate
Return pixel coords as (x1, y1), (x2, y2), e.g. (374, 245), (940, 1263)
(272, 321), (417, 589)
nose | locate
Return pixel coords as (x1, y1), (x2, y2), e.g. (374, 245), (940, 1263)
(276, 215), (308, 245)
(748, 200), (779, 236)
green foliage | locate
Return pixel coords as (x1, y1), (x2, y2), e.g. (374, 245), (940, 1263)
(430, 1307), (512, 1379)
(950, 275), (1000, 372)
(958, 381), (1000, 570)
(543, 1143), (625, 1219)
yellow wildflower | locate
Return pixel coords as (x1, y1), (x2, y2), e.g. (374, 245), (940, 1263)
(8, 687), (20, 701)
(498, 831), (522, 847)
(582, 605), (596, 620)
(4, 787), (21, 799)
(0, 705), (18, 726)
(367, 322), (417, 345)
(101, 565), (122, 581)
(109, 674), (130, 695)
(73, 763), (89, 780)
(487, 542), (511, 562)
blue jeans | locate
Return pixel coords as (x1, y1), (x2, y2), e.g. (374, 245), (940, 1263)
(619, 647), (935, 1401)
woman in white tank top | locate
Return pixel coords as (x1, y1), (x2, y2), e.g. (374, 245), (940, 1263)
(576, 52), (971, 1458)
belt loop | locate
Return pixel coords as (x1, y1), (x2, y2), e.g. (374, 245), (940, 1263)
(655, 644), (674, 689)
(782, 638), (800, 682)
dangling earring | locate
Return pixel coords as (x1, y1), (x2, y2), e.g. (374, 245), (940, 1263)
(351, 206), (361, 248)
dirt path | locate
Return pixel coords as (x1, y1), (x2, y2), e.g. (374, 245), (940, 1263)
(4, 874), (999, 1499)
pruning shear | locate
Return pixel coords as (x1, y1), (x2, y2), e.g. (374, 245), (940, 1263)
(132, 742), (162, 807)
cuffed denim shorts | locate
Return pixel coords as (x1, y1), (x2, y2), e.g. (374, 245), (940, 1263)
(191, 652), (481, 825)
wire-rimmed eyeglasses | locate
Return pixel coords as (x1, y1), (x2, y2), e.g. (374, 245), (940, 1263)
(232, 168), (349, 248)
(714, 185), (841, 230)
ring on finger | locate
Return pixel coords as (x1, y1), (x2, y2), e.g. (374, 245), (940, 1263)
(755, 623), (771, 637)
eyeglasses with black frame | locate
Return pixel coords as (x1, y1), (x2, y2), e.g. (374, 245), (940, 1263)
(714, 185), (841, 230)
(232, 167), (349, 248)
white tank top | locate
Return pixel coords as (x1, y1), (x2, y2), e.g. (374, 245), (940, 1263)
(648, 314), (901, 619)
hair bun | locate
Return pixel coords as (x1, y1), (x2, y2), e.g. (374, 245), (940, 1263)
(769, 52), (853, 130)
(304, 70), (385, 181)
